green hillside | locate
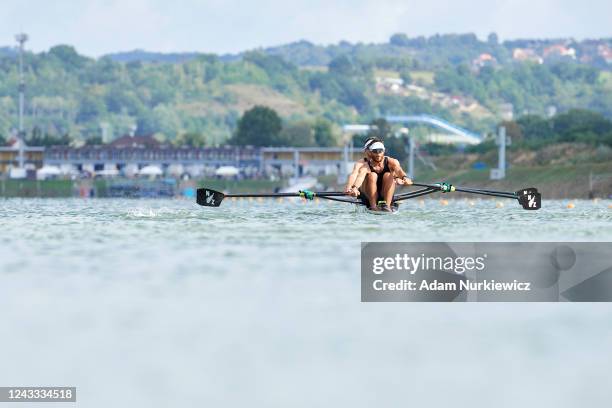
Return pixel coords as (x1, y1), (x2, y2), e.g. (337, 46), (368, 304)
(0, 34), (610, 147)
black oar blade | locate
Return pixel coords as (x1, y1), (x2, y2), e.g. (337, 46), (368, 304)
(516, 187), (538, 196)
(196, 188), (225, 207)
(517, 188), (541, 210)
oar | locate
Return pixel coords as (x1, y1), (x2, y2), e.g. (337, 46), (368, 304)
(408, 182), (541, 210)
(196, 187), (350, 207)
(393, 187), (439, 202)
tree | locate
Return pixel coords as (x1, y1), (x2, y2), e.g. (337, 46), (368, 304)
(278, 121), (315, 147)
(175, 132), (207, 147)
(487, 33), (499, 46)
(516, 115), (553, 140)
(367, 118), (393, 140)
(313, 119), (337, 147)
(499, 120), (523, 142)
(48, 45), (89, 71)
(76, 94), (106, 123)
(233, 105), (282, 146)
(328, 55), (355, 76)
(390, 33), (410, 47)
(552, 109), (612, 142)
(136, 105), (182, 139)
(362, 118), (409, 161)
(399, 68), (412, 85)
(85, 135), (103, 145)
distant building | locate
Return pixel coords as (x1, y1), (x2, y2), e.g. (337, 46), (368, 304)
(598, 44), (612, 64)
(472, 53), (497, 70)
(44, 144), (262, 177)
(0, 139), (44, 174)
(499, 103), (514, 121)
(512, 48), (543, 64)
(41, 138), (358, 178)
(261, 147), (361, 177)
(375, 76), (404, 93)
(542, 44), (576, 60)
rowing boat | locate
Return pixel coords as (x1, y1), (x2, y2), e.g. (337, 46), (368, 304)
(196, 182), (542, 211)
(364, 202), (400, 215)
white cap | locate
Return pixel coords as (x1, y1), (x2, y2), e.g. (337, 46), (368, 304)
(367, 141), (385, 151)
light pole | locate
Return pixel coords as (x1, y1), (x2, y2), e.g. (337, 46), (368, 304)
(15, 33), (28, 169)
(339, 124), (373, 184)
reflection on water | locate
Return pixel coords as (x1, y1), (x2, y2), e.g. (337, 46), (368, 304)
(1, 198), (611, 407)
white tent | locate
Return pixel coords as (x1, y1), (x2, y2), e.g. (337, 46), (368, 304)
(215, 166), (239, 177)
(139, 165), (163, 177)
(95, 169), (120, 177)
(36, 165), (62, 180)
(167, 164), (184, 177)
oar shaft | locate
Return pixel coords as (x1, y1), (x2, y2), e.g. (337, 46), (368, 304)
(453, 187), (516, 199)
(393, 187), (438, 202)
(224, 191), (349, 198)
(411, 183), (516, 199)
(225, 192), (300, 198)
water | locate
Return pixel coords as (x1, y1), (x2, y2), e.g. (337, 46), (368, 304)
(1, 197), (611, 407)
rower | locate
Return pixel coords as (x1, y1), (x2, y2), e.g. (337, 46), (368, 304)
(344, 137), (413, 211)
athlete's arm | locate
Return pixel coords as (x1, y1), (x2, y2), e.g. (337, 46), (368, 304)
(344, 162), (364, 194)
(351, 165), (370, 192)
(389, 158), (412, 185)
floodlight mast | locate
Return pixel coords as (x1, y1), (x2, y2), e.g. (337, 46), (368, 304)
(15, 33), (28, 169)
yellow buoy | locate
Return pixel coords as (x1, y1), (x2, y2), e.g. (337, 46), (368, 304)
(567, 202), (575, 209)
(418, 199), (425, 206)
(495, 201), (504, 208)
(440, 199), (449, 206)
(608, 203), (612, 209)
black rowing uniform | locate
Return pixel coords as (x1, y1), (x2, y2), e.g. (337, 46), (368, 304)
(359, 157), (391, 203)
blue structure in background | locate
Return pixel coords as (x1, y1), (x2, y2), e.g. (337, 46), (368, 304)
(386, 115), (483, 145)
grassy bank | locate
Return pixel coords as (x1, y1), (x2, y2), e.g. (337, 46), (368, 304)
(0, 178), (286, 198)
(0, 179), (75, 197)
(414, 162), (612, 199)
(2, 164), (610, 199)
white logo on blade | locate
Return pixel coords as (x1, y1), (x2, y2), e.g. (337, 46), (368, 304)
(206, 191), (215, 205)
(528, 194), (536, 208)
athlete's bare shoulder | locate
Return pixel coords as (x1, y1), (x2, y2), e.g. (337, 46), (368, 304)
(387, 157), (401, 168)
(355, 158), (368, 168)
(351, 159), (367, 173)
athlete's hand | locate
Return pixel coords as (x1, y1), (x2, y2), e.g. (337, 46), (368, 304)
(346, 186), (360, 197)
(396, 176), (413, 186)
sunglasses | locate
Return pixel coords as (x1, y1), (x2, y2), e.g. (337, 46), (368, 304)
(369, 148), (385, 154)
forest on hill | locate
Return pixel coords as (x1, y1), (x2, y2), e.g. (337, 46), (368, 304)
(0, 33), (610, 148)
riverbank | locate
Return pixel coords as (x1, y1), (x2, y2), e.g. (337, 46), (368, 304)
(1, 161), (611, 199)
(0, 178), (285, 198)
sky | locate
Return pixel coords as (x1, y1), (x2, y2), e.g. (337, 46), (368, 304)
(1, 0), (611, 57)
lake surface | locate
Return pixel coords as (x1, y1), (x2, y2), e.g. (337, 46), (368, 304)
(1, 197), (611, 407)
